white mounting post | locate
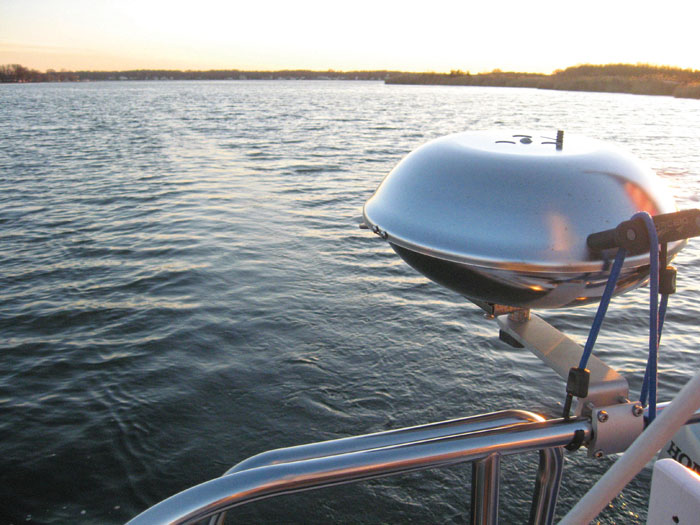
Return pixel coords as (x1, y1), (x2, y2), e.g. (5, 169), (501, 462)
(496, 311), (629, 417)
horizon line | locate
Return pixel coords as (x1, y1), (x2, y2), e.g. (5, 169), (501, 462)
(4, 61), (700, 76)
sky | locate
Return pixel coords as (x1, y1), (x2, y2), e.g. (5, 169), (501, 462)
(1, 0), (698, 74)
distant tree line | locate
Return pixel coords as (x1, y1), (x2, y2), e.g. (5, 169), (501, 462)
(71, 68), (395, 81)
(2, 62), (699, 100)
(387, 69), (547, 88)
(1, 64), (40, 82)
(0, 65), (394, 83)
(386, 63), (700, 100)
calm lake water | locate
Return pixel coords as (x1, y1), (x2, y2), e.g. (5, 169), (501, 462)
(1, 80), (700, 524)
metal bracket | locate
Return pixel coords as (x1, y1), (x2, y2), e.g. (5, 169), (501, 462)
(589, 402), (645, 458)
(496, 312), (629, 417)
(471, 299), (526, 319)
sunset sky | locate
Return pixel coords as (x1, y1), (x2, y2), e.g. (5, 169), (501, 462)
(1, 0), (698, 73)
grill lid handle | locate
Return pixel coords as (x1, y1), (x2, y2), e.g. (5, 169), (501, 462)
(587, 209), (700, 254)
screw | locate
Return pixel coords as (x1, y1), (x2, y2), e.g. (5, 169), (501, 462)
(597, 410), (609, 423)
(632, 404), (644, 417)
(372, 226), (388, 239)
(626, 228), (637, 241)
(594, 449), (605, 459)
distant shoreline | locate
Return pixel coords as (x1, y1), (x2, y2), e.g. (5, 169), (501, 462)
(2, 63), (699, 100)
(386, 64), (700, 100)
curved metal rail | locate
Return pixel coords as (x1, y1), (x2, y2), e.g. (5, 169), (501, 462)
(126, 403), (700, 525)
(212, 409), (560, 525)
(225, 409), (545, 475)
(128, 412), (581, 525)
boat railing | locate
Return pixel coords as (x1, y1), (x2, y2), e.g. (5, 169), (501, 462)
(126, 403), (700, 525)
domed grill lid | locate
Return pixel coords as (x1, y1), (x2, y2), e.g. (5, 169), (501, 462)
(363, 130), (683, 309)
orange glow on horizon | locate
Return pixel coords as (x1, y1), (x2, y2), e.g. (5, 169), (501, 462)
(1, 1), (698, 74)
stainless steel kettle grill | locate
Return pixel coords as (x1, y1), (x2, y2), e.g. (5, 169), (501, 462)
(363, 130), (684, 309)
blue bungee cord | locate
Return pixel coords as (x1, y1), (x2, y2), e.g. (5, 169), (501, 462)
(658, 293), (669, 338)
(637, 212), (660, 422)
(571, 211), (666, 424)
(577, 247), (627, 371)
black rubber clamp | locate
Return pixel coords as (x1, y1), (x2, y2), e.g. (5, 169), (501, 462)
(565, 429), (586, 452)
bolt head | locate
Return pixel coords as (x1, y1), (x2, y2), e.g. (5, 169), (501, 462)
(594, 449), (604, 459)
(597, 410), (609, 423)
(632, 404), (644, 417)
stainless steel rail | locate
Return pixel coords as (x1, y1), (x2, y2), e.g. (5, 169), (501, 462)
(126, 403), (700, 525)
(225, 409), (546, 475)
(128, 415), (585, 525)
(529, 447), (565, 524)
(213, 410), (559, 525)
(471, 453), (502, 524)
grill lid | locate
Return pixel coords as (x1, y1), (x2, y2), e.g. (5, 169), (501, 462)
(363, 130), (683, 309)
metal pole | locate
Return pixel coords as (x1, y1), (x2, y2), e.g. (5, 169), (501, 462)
(211, 410), (547, 525)
(227, 410), (545, 475)
(471, 453), (501, 525)
(128, 417), (591, 525)
(529, 447), (564, 525)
